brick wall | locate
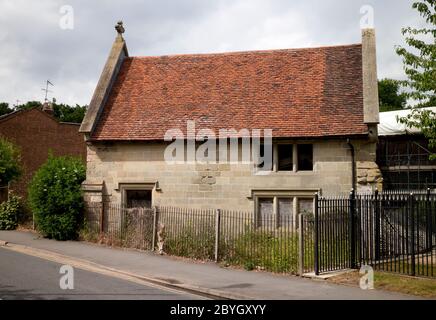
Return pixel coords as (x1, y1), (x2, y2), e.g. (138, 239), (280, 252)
(0, 108), (86, 200)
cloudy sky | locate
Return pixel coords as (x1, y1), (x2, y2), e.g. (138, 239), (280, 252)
(0, 0), (424, 107)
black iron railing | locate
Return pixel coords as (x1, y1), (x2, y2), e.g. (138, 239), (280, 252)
(314, 189), (436, 277)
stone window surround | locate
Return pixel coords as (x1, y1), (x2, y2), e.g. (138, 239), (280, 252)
(117, 182), (159, 207)
(257, 142), (314, 173)
(250, 189), (319, 228)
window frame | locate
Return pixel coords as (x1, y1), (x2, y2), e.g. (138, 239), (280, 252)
(297, 144), (314, 171)
(119, 183), (156, 208)
(257, 143), (314, 173)
(253, 189), (317, 229)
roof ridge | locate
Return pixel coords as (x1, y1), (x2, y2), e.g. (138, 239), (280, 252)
(129, 43), (362, 59)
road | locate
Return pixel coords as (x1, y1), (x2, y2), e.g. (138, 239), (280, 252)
(0, 247), (200, 300)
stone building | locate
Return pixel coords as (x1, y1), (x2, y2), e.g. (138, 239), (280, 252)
(0, 106), (86, 201)
(80, 24), (381, 222)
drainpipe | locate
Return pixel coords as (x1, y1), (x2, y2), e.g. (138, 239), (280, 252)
(347, 139), (356, 191)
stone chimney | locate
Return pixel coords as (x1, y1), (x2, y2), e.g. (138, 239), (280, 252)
(362, 29), (380, 125)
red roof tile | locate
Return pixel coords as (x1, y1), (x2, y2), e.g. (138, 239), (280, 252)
(91, 45), (368, 140)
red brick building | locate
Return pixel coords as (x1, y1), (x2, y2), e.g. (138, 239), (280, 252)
(0, 107), (86, 201)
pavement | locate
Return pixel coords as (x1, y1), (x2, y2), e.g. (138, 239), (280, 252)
(0, 247), (199, 300)
(0, 230), (422, 300)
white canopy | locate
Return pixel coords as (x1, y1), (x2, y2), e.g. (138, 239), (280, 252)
(378, 107), (436, 136)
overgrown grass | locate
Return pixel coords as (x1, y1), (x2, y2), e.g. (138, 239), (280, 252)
(329, 270), (436, 298)
(164, 222), (216, 260)
(221, 228), (301, 273)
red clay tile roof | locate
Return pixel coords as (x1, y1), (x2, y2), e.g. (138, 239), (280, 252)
(91, 44), (368, 140)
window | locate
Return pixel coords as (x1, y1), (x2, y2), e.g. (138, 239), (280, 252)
(297, 144), (313, 171)
(256, 143), (313, 172)
(278, 198), (293, 226)
(255, 192), (315, 229)
(119, 183), (156, 208)
(256, 143), (271, 170)
(277, 144), (293, 171)
(258, 198), (274, 226)
(298, 198), (314, 215)
(125, 190), (152, 208)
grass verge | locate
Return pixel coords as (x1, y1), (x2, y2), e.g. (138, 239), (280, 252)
(329, 270), (436, 298)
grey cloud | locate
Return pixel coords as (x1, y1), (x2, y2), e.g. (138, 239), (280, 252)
(0, 0), (422, 107)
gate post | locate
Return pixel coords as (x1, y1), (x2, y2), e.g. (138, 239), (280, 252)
(214, 209), (221, 263)
(151, 206), (159, 251)
(409, 193), (416, 276)
(426, 188), (432, 252)
(314, 193), (320, 276)
(374, 189), (380, 262)
(299, 213), (304, 276)
(349, 189), (357, 269)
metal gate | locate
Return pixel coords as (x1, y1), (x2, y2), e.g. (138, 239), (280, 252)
(314, 190), (436, 277)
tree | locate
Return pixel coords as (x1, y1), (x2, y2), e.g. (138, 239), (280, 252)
(0, 103), (13, 117)
(378, 78), (408, 112)
(15, 101), (42, 111)
(398, 108), (436, 159)
(396, 0), (436, 107)
(53, 103), (87, 123)
(28, 154), (86, 240)
(0, 100), (87, 123)
(0, 138), (22, 186)
(398, 1), (436, 159)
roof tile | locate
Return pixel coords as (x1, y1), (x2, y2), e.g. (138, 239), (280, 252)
(92, 45), (367, 140)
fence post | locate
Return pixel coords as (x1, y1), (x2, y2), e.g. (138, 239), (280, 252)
(374, 189), (380, 262)
(426, 188), (432, 252)
(299, 213), (304, 276)
(314, 193), (319, 276)
(349, 189), (356, 269)
(409, 193), (416, 276)
(214, 209), (221, 263)
(151, 206), (159, 252)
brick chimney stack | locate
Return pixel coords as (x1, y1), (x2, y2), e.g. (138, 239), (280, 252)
(42, 100), (54, 115)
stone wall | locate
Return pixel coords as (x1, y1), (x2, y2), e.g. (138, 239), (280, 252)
(83, 138), (380, 211)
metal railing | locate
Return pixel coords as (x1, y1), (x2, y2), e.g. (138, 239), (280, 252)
(83, 189), (436, 278)
(314, 190), (436, 278)
(83, 203), (315, 275)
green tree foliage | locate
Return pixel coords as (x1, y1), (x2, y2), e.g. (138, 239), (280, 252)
(398, 108), (436, 159)
(28, 154), (86, 240)
(398, 1), (436, 160)
(15, 100), (43, 111)
(53, 103), (87, 123)
(379, 78), (408, 112)
(0, 193), (21, 230)
(396, 0), (436, 107)
(0, 102), (13, 117)
(0, 138), (22, 186)
(0, 100), (87, 123)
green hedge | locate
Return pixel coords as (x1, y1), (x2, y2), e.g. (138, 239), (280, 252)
(0, 137), (22, 185)
(0, 193), (21, 230)
(28, 154), (85, 240)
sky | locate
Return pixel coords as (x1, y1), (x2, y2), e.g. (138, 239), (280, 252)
(0, 0), (425, 107)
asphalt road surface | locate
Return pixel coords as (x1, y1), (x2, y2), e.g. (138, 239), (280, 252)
(0, 247), (200, 300)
